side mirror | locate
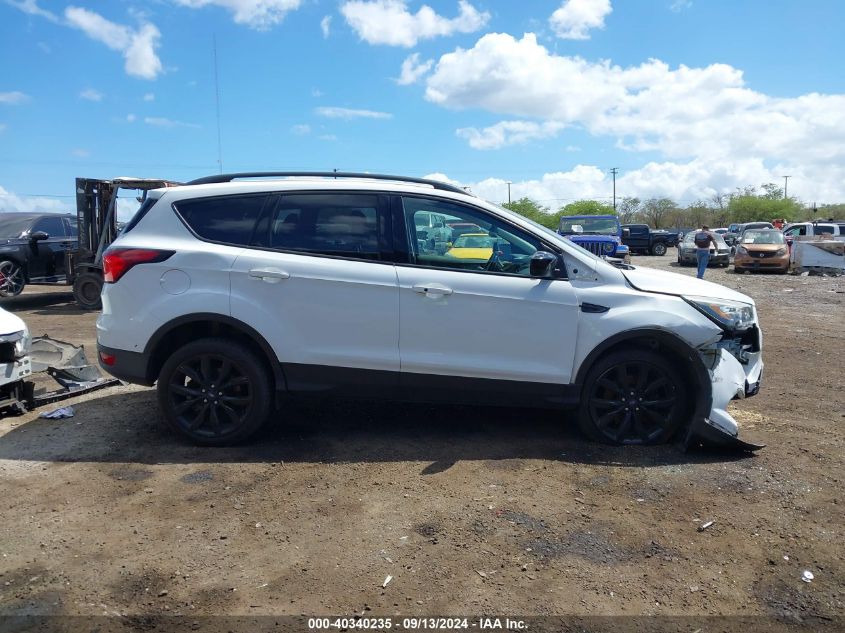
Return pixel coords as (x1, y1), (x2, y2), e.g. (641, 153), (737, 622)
(530, 250), (557, 278)
(29, 231), (49, 241)
(622, 228), (630, 237)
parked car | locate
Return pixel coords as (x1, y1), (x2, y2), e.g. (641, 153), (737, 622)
(725, 221), (775, 245)
(712, 227), (737, 248)
(0, 212), (78, 297)
(621, 224), (679, 256)
(782, 221), (842, 239)
(557, 215), (630, 260)
(445, 233), (496, 259)
(677, 232), (731, 267)
(733, 229), (790, 274)
(96, 172), (763, 450)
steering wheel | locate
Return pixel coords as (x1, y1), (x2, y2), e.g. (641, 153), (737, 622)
(484, 253), (505, 272)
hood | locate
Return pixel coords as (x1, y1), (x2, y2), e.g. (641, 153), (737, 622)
(622, 266), (754, 305)
(739, 243), (783, 252)
(0, 306), (26, 336)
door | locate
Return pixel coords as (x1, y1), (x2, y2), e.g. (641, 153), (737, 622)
(28, 215), (71, 281)
(395, 196), (580, 393)
(229, 192), (400, 393)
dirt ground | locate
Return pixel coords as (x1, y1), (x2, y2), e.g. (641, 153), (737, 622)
(0, 256), (842, 628)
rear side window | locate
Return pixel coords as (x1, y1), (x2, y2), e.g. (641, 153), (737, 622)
(175, 194), (267, 245)
(814, 224), (836, 235)
(260, 193), (381, 260)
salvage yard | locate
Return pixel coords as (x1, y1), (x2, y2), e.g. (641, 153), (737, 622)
(0, 257), (842, 623)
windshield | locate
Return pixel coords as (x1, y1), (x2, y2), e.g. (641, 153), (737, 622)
(0, 215), (34, 238)
(742, 230), (785, 244)
(559, 217), (619, 235)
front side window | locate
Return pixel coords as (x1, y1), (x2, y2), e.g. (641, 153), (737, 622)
(175, 194), (267, 245)
(559, 217), (618, 235)
(402, 197), (544, 276)
(32, 216), (66, 237)
(264, 193), (380, 260)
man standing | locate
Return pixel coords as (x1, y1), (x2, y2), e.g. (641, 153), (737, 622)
(693, 225), (715, 279)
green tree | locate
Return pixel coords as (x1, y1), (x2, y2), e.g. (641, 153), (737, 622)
(502, 197), (559, 229)
(559, 200), (615, 216)
(617, 197), (641, 224)
(726, 184), (801, 223)
(640, 198), (677, 229)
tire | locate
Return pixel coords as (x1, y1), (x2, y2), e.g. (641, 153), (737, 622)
(0, 260), (25, 297)
(157, 338), (272, 446)
(73, 272), (103, 310)
(651, 242), (667, 256)
(578, 349), (685, 445)
(734, 267), (743, 274)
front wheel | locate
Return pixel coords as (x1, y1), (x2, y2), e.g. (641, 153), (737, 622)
(578, 350), (685, 445)
(651, 242), (667, 256)
(0, 260), (25, 297)
(157, 338), (272, 445)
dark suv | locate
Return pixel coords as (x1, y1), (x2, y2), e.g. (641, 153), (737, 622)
(0, 212), (77, 297)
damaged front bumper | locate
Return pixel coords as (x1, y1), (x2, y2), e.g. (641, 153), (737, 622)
(686, 329), (765, 451)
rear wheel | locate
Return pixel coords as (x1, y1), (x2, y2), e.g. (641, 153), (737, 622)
(651, 242), (667, 256)
(72, 272), (103, 310)
(0, 260), (25, 297)
(578, 349), (685, 445)
(157, 338), (272, 445)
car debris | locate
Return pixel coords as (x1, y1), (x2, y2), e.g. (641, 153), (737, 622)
(382, 575), (393, 588)
(697, 520), (715, 532)
(801, 570), (814, 583)
(39, 406), (75, 419)
(0, 317), (120, 418)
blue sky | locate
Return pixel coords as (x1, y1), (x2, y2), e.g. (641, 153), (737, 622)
(2, 0), (844, 216)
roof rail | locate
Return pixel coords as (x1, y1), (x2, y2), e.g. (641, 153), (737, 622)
(185, 171), (469, 195)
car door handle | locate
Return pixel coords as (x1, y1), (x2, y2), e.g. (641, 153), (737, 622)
(248, 268), (290, 282)
(412, 283), (452, 296)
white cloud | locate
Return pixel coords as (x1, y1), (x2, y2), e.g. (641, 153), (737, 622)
(419, 32), (845, 201)
(37, 41), (51, 53)
(291, 124), (311, 135)
(340, 0), (489, 47)
(0, 124), (6, 133)
(549, 0), (611, 40)
(456, 120), (566, 150)
(71, 148), (90, 157)
(321, 15), (332, 38)
(79, 88), (103, 102)
(6, 0), (59, 22)
(312, 88), (324, 97)
(64, 6), (163, 80)
(318, 134), (338, 141)
(144, 116), (200, 128)
(0, 91), (30, 105)
(670, 0), (692, 12)
(174, 0), (302, 30)
(143, 92), (155, 101)
(126, 113), (137, 122)
(0, 185), (69, 213)
(396, 53), (433, 85)
(315, 106), (392, 120)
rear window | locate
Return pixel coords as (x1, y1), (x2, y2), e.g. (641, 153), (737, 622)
(122, 197), (158, 234)
(174, 194), (267, 245)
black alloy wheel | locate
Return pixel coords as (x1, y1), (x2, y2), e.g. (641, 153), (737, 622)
(651, 242), (668, 256)
(0, 260), (25, 297)
(157, 338), (271, 445)
(579, 350), (684, 445)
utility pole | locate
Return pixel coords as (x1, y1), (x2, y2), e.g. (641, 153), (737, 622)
(506, 181), (512, 204)
(610, 168), (619, 212)
(783, 175), (791, 199)
(213, 35), (223, 174)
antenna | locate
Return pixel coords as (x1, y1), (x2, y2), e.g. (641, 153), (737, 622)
(213, 35), (223, 174)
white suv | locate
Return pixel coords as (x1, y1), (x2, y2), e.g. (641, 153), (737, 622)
(96, 172), (763, 449)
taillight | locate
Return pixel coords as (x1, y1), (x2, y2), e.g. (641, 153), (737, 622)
(103, 248), (174, 283)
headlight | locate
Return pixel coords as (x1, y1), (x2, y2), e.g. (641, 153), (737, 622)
(684, 296), (755, 331)
(603, 243), (614, 253)
(13, 328), (31, 358)
(735, 246), (747, 255)
(775, 247), (787, 256)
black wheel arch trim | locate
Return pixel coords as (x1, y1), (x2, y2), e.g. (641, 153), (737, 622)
(144, 313), (287, 391)
(574, 328), (713, 444)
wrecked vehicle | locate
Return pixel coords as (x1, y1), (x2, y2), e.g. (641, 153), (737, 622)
(0, 306), (33, 412)
(95, 171), (764, 450)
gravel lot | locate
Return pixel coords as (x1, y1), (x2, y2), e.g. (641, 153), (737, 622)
(0, 256), (842, 627)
